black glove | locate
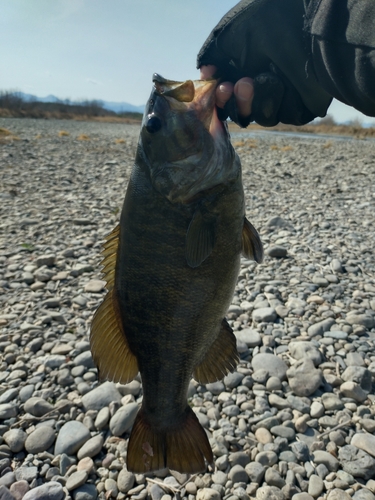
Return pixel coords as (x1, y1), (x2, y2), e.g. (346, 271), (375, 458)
(197, 0), (332, 127)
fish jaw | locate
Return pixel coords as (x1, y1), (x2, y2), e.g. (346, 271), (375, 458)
(140, 74), (238, 204)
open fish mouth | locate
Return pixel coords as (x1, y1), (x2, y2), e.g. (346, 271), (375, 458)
(151, 73), (226, 140)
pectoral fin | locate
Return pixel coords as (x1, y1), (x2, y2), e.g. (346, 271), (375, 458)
(186, 209), (218, 268)
(90, 223), (138, 384)
(242, 217), (264, 263)
(193, 319), (239, 384)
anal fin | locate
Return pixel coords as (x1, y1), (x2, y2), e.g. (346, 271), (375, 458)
(127, 406), (213, 474)
(90, 288), (138, 384)
(242, 217), (264, 263)
(193, 319), (239, 384)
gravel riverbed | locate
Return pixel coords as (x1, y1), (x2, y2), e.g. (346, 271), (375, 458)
(1, 117), (375, 500)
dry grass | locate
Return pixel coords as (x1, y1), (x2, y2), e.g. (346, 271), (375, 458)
(270, 145), (279, 150)
(114, 138), (126, 144)
(77, 134), (90, 141)
(0, 127), (20, 143)
(58, 130), (70, 137)
(323, 141), (333, 148)
(229, 121), (375, 139)
(281, 145), (293, 151)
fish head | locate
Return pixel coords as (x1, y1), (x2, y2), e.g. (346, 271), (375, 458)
(139, 73), (239, 203)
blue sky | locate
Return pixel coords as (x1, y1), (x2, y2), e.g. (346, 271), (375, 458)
(1, 0), (374, 125)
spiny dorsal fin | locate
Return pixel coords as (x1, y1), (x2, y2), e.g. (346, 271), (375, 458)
(101, 224), (120, 290)
(193, 319), (239, 384)
(242, 217), (264, 263)
(185, 209), (218, 268)
(90, 288), (138, 384)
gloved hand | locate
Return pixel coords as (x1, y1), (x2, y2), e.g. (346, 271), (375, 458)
(197, 0), (332, 127)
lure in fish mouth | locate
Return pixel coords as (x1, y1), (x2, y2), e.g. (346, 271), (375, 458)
(90, 73), (264, 475)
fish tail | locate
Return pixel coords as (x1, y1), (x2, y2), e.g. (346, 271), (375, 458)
(127, 406), (213, 474)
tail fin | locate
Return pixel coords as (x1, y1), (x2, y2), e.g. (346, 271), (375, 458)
(127, 406), (213, 474)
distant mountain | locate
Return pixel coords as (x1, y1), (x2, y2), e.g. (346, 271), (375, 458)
(11, 92), (145, 114)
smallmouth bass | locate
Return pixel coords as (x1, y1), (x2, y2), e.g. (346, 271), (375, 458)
(90, 74), (263, 474)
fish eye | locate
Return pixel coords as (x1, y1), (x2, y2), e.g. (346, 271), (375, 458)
(146, 115), (162, 134)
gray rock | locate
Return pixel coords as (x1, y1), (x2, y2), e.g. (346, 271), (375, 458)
(0, 473), (15, 488)
(289, 341), (322, 366)
(19, 386), (34, 403)
(307, 318), (335, 337)
(270, 425), (295, 440)
(339, 446), (375, 480)
(308, 474), (324, 497)
(3, 429), (27, 453)
(81, 381), (122, 411)
(72, 484), (98, 500)
(352, 433), (375, 458)
(346, 313), (375, 328)
(74, 351), (95, 368)
(340, 381), (367, 402)
(245, 462), (265, 484)
(342, 366), (372, 392)
(44, 355), (66, 369)
(313, 450), (339, 472)
(0, 389), (18, 404)
(196, 488), (220, 500)
(228, 451), (250, 468)
(77, 434), (104, 459)
(228, 465), (248, 483)
(287, 359), (322, 397)
(266, 245), (287, 258)
(66, 470), (88, 491)
(235, 328), (261, 347)
(0, 485), (16, 500)
(109, 403), (139, 436)
(252, 307), (277, 323)
(252, 354), (287, 381)
(54, 421), (90, 455)
(255, 451), (278, 467)
(327, 489), (352, 500)
(255, 485), (285, 499)
(353, 491), (375, 500)
(265, 468), (285, 488)
(205, 381), (225, 395)
(14, 467), (38, 482)
(0, 404), (18, 420)
(22, 482), (64, 500)
(266, 216), (294, 230)
(25, 426), (55, 454)
(94, 407), (110, 430)
(321, 393), (344, 411)
(24, 398), (53, 417)
(117, 469), (135, 493)
(223, 372), (244, 388)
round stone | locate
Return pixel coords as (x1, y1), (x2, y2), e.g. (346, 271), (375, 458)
(25, 426), (55, 453)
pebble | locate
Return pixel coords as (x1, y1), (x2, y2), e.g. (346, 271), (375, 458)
(25, 426), (55, 454)
(54, 421), (90, 455)
(2, 120), (375, 500)
(287, 359), (322, 396)
(252, 353), (287, 380)
(109, 403), (139, 436)
(22, 481), (64, 500)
